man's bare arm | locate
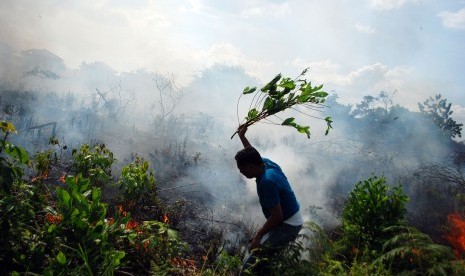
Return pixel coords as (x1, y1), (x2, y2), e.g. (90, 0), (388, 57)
(237, 124), (252, 148)
(251, 204), (284, 249)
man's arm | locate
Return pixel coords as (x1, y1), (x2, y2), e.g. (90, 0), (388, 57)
(237, 124), (252, 148)
(251, 204), (284, 249)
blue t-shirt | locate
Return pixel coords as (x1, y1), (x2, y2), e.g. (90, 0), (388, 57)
(256, 158), (300, 220)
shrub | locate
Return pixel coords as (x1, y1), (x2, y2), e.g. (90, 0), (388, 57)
(117, 156), (156, 202)
(376, 225), (462, 275)
(336, 176), (408, 261)
(0, 121), (45, 272)
(71, 143), (116, 188)
(44, 175), (125, 275)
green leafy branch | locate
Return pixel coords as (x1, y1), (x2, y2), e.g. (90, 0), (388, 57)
(231, 68), (333, 139)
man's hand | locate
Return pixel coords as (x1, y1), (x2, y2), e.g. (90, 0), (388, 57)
(237, 124), (248, 137)
(250, 233), (262, 249)
(249, 204), (284, 249)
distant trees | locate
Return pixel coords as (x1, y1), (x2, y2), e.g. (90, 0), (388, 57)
(418, 94), (463, 139)
(152, 73), (184, 124)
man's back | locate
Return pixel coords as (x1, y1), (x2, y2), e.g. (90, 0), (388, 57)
(256, 158), (300, 221)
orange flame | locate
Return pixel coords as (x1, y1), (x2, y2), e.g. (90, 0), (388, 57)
(144, 240), (150, 252)
(117, 205), (127, 217)
(163, 213), (169, 224)
(445, 212), (465, 257)
(45, 213), (63, 224)
(31, 172), (49, 182)
(126, 220), (138, 230)
(171, 257), (197, 270)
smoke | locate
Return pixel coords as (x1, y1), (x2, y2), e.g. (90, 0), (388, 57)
(1, 44), (463, 244)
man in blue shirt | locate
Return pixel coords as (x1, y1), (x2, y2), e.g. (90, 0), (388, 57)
(235, 125), (303, 274)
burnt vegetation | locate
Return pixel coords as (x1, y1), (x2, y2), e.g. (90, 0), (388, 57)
(1, 68), (465, 275)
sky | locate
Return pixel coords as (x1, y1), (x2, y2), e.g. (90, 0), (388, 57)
(1, 0), (465, 127)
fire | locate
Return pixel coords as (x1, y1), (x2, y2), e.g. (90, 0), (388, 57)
(126, 220), (138, 230)
(445, 212), (465, 257)
(171, 257), (197, 271)
(117, 205), (127, 217)
(31, 172), (49, 182)
(45, 213), (63, 224)
(163, 213), (169, 224)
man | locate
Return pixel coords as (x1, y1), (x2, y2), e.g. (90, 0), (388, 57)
(235, 125), (303, 274)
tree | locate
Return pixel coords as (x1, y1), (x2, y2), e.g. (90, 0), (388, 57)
(418, 94), (463, 139)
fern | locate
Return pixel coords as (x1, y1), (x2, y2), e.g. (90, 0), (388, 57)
(375, 225), (457, 275)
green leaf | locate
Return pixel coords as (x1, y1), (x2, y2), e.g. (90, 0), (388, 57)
(71, 208), (80, 220)
(4, 144), (29, 164)
(242, 86), (257, 94)
(296, 125), (311, 139)
(262, 97), (274, 111)
(246, 108), (259, 120)
(298, 87), (312, 103)
(48, 224), (56, 233)
(60, 190), (71, 206)
(92, 188), (101, 201)
(57, 251), (66, 265)
(261, 74), (282, 92)
(313, 91), (328, 98)
(269, 74), (282, 85)
(113, 251), (125, 266)
(0, 121), (16, 133)
(312, 84), (324, 92)
(303, 83), (313, 94)
(128, 232), (137, 242)
(279, 78), (296, 90)
(325, 117), (333, 135)
(282, 117), (296, 126)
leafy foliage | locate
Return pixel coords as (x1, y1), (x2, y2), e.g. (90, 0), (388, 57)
(117, 156), (156, 202)
(419, 94), (463, 139)
(0, 121), (29, 193)
(337, 176), (408, 261)
(376, 225), (463, 275)
(0, 122), (193, 275)
(0, 122), (44, 272)
(71, 143), (116, 188)
(232, 68), (333, 139)
(44, 175), (126, 275)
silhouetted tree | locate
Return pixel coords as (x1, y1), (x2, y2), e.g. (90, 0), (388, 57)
(418, 94), (463, 139)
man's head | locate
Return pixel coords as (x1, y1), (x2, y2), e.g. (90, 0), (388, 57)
(235, 147), (264, 178)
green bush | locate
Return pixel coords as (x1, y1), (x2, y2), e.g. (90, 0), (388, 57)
(339, 175), (408, 259)
(0, 121), (46, 272)
(117, 156), (156, 202)
(71, 143), (116, 188)
(376, 225), (463, 275)
(0, 121), (29, 193)
(44, 175), (125, 275)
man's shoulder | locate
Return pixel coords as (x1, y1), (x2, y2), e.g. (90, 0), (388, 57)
(262, 158), (281, 169)
(262, 167), (285, 185)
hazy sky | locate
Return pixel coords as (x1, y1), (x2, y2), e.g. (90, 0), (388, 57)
(1, 0), (464, 125)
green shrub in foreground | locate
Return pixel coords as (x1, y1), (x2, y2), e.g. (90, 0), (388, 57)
(337, 175), (408, 261)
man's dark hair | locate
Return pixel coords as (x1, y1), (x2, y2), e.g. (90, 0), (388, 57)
(235, 147), (263, 166)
